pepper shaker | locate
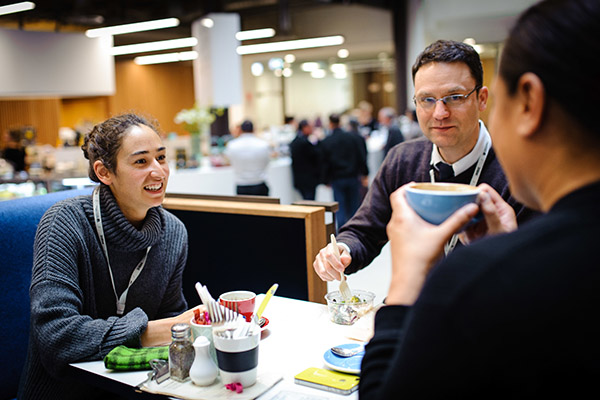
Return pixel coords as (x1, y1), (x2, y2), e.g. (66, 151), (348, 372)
(169, 323), (194, 382)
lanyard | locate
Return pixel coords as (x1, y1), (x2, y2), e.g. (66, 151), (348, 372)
(429, 140), (490, 255)
(93, 187), (151, 315)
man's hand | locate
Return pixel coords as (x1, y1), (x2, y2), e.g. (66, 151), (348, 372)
(385, 184), (479, 305)
(459, 183), (518, 244)
(313, 242), (352, 281)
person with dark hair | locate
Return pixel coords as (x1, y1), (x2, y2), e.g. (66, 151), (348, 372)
(320, 113), (368, 227)
(289, 119), (321, 200)
(360, 0), (600, 397)
(348, 117), (370, 200)
(1, 129), (26, 172)
(225, 119), (271, 196)
(313, 39), (535, 282)
(18, 113), (199, 399)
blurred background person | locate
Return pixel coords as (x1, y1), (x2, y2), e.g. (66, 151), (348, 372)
(400, 109), (423, 140)
(289, 119), (322, 200)
(378, 106), (405, 156)
(1, 129), (27, 173)
(225, 119), (271, 196)
(348, 117), (370, 200)
(357, 100), (377, 137)
(321, 113), (368, 228)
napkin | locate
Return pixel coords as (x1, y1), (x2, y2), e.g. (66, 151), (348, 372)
(103, 345), (169, 371)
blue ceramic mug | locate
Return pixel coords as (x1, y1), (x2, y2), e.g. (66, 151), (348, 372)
(405, 182), (480, 225)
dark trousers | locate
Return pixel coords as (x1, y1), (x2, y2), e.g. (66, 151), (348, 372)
(331, 177), (361, 228)
(297, 186), (317, 200)
(236, 182), (269, 196)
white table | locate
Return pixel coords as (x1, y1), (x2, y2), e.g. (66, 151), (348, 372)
(71, 295), (374, 399)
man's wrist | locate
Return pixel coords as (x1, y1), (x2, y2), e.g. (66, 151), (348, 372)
(337, 242), (351, 255)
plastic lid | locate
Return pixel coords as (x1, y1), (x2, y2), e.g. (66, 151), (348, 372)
(193, 336), (210, 347)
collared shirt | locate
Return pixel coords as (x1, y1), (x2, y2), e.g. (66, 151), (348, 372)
(430, 120), (492, 176)
(225, 133), (271, 185)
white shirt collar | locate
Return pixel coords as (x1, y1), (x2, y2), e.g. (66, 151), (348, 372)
(430, 120), (492, 176)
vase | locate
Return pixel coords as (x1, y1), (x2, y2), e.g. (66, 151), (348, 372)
(200, 123), (211, 157)
(189, 132), (202, 166)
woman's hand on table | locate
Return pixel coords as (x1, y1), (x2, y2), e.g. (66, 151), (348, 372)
(385, 184), (479, 306)
(141, 305), (206, 347)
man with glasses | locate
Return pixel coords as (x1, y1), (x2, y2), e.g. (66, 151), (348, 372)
(313, 39), (534, 282)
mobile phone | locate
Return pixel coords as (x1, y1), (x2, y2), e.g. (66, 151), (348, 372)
(294, 367), (359, 395)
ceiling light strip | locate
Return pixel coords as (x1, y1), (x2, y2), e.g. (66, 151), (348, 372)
(235, 28), (276, 41)
(0, 1), (35, 16)
(111, 37), (198, 56)
(86, 17), (180, 38)
(134, 51), (198, 65)
(237, 35), (344, 55)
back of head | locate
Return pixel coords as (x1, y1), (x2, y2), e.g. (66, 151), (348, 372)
(499, 0), (600, 144)
(329, 113), (341, 127)
(298, 119), (309, 132)
(379, 107), (396, 120)
(412, 39), (483, 88)
(241, 120), (254, 133)
(82, 113), (157, 182)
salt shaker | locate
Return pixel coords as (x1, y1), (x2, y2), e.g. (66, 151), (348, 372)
(169, 323), (194, 382)
(189, 336), (218, 386)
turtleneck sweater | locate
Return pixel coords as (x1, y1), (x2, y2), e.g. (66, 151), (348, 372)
(18, 184), (188, 400)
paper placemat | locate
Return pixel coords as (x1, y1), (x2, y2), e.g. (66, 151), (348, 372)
(142, 371), (282, 400)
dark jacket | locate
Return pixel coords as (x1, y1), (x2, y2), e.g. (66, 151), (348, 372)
(320, 127), (368, 183)
(383, 125), (405, 155)
(289, 133), (322, 190)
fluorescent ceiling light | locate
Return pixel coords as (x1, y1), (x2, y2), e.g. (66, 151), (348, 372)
(301, 62), (320, 72)
(86, 17), (180, 38)
(236, 28), (276, 41)
(111, 37), (198, 56)
(251, 62), (264, 77)
(311, 69), (326, 79)
(337, 48), (349, 58)
(134, 51), (198, 65)
(237, 35), (344, 55)
(0, 2), (35, 16)
(201, 18), (214, 28)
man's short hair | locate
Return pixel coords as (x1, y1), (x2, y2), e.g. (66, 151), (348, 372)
(298, 119), (310, 131)
(241, 120), (254, 133)
(329, 114), (340, 125)
(412, 40), (483, 89)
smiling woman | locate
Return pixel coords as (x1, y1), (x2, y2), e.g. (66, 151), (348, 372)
(18, 113), (201, 400)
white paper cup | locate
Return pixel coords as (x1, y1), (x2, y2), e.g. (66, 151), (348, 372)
(212, 330), (260, 387)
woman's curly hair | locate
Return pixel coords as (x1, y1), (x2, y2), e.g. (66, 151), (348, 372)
(81, 113), (159, 182)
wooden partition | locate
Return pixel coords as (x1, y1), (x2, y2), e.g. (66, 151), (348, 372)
(163, 197), (328, 304)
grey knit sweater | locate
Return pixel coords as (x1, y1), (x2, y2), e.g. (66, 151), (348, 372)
(18, 184), (188, 400)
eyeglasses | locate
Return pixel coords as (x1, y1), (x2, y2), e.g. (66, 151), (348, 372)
(413, 86), (480, 110)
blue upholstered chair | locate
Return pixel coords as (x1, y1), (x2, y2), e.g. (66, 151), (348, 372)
(0, 188), (92, 400)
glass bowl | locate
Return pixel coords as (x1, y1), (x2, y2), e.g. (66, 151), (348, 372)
(325, 289), (375, 325)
